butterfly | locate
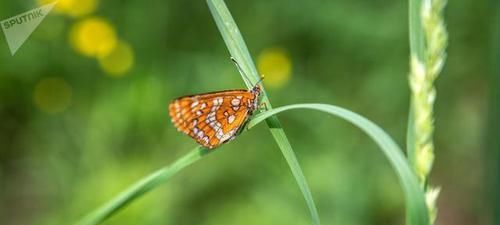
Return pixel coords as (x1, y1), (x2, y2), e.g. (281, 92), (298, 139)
(168, 58), (263, 149)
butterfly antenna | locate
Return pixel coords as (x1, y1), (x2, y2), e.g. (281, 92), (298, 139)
(231, 57), (254, 86)
(256, 74), (265, 86)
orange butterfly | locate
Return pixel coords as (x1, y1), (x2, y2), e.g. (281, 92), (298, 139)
(169, 58), (263, 149)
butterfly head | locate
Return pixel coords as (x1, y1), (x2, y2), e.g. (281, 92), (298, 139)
(249, 79), (263, 112)
(251, 83), (261, 97)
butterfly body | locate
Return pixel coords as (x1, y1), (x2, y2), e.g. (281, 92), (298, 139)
(169, 85), (261, 149)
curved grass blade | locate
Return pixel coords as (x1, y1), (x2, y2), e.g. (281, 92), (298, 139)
(207, 1), (321, 224)
(248, 103), (430, 225)
(74, 147), (209, 225)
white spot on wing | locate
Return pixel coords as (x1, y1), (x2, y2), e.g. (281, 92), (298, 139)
(231, 98), (240, 106)
(208, 111), (216, 118)
(216, 130), (223, 139)
(213, 97), (223, 106)
(228, 115), (235, 124)
(219, 129), (237, 142)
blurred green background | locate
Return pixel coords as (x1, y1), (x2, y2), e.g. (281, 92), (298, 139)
(0, 0), (495, 225)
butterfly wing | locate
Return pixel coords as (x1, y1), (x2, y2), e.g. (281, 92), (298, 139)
(169, 89), (257, 149)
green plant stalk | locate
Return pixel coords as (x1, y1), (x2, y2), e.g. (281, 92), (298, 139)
(74, 147), (209, 225)
(409, 0), (448, 186)
(408, 0), (448, 223)
(207, 1), (321, 225)
(407, 0), (425, 176)
(409, 0), (426, 61)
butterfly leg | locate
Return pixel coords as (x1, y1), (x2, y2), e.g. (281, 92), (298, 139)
(258, 102), (269, 112)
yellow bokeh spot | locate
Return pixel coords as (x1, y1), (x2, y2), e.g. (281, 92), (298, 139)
(257, 48), (292, 88)
(33, 78), (72, 114)
(38, 0), (98, 17)
(98, 41), (135, 77)
(69, 17), (117, 58)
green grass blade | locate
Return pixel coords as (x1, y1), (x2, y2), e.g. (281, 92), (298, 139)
(207, 1), (321, 225)
(248, 103), (430, 225)
(73, 147), (209, 225)
(263, 116), (321, 225)
(207, 0), (258, 87)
